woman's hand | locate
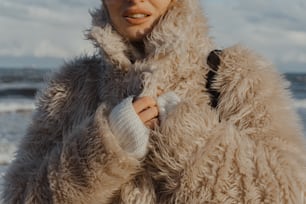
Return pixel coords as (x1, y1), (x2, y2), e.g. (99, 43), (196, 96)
(133, 96), (159, 129)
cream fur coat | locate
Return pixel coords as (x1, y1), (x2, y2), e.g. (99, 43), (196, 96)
(2, 0), (306, 203)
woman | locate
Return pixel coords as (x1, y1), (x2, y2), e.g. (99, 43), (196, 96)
(3, 0), (306, 203)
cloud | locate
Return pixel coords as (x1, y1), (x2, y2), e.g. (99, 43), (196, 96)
(201, 0), (306, 72)
(0, 0), (98, 59)
(0, 0), (94, 25)
(0, 0), (305, 72)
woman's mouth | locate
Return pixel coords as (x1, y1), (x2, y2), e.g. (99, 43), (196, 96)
(127, 14), (150, 19)
(123, 9), (152, 25)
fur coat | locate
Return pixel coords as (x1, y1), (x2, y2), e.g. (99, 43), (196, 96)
(2, 0), (306, 203)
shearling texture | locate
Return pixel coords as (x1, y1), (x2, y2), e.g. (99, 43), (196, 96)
(2, 0), (306, 203)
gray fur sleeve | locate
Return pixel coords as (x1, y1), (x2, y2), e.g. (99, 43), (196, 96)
(149, 97), (306, 203)
(1, 60), (140, 204)
(211, 45), (306, 202)
(147, 46), (306, 202)
(215, 45), (305, 151)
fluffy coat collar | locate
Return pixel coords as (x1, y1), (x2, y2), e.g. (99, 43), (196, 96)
(88, 0), (214, 72)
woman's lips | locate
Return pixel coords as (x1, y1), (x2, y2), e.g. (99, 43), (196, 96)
(123, 9), (152, 25)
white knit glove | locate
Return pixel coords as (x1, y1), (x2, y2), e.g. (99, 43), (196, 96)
(109, 96), (150, 159)
(157, 92), (181, 123)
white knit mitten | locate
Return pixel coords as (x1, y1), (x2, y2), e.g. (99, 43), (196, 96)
(109, 96), (150, 159)
(157, 92), (181, 123)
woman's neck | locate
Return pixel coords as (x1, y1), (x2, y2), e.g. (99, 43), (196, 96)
(131, 41), (145, 54)
(128, 41), (146, 63)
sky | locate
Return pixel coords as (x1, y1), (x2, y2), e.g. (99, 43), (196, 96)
(0, 0), (305, 73)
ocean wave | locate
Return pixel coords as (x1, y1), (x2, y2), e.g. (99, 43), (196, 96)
(294, 99), (306, 109)
(0, 82), (42, 98)
(0, 138), (17, 165)
(0, 98), (35, 113)
(0, 82), (42, 90)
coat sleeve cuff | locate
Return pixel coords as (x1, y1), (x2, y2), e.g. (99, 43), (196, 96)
(109, 96), (149, 159)
(157, 92), (181, 122)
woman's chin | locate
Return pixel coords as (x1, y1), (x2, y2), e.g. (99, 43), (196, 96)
(123, 30), (149, 42)
(117, 22), (154, 42)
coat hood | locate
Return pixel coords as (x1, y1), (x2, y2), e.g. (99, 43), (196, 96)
(88, 0), (214, 71)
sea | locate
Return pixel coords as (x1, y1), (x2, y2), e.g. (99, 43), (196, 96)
(0, 68), (305, 197)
